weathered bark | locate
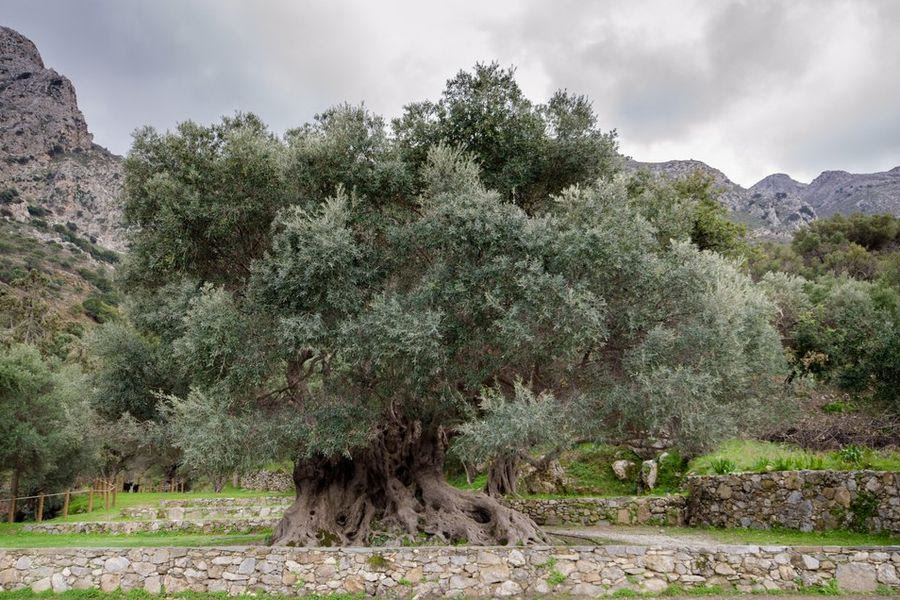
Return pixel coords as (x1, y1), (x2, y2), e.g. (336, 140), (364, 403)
(485, 455), (519, 497)
(270, 422), (545, 546)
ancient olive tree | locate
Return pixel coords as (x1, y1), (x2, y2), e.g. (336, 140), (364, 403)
(119, 68), (786, 547)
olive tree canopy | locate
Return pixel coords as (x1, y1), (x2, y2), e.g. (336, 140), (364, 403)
(119, 66), (786, 546)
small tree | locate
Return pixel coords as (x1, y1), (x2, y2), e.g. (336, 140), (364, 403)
(0, 345), (97, 515)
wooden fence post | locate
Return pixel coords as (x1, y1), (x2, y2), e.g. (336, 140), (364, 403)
(36, 494), (44, 522)
(7, 469), (18, 523)
(87, 487), (94, 513)
(105, 485), (111, 512)
(62, 491), (70, 519)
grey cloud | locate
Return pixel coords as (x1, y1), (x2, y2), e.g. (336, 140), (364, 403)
(2, 0), (899, 185)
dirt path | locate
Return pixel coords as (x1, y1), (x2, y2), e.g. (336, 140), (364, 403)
(546, 525), (737, 547)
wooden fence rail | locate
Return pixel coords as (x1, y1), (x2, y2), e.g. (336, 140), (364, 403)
(5, 480), (114, 523)
(4, 476), (191, 523)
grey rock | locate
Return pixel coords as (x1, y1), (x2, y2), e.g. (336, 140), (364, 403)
(836, 563), (878, 593)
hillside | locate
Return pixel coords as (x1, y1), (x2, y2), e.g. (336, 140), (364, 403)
(0, 26), (123, 345)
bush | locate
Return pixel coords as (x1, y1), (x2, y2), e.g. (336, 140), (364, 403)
(82, 295), (118, 323)
(711, 458), (736, 474)
(26, 204), (49, 217)
(0, 188), (19, 204)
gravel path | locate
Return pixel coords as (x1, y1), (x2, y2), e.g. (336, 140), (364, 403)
(546, 525), (739, 547)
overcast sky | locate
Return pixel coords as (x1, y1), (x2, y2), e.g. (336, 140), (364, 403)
(3, 0), (899, 187)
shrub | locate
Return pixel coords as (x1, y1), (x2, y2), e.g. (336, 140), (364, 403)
(26, 204), (49, 217)
(822, 401), (855, 414)
(836, 444), (866, 467)
(0, 188), (19, 203)
(711, 458), (736, 474)
(82, 294), (118, 323)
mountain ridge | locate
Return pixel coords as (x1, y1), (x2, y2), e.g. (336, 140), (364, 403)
(1, 25), (124, 251)
(628, 158), (900, 237)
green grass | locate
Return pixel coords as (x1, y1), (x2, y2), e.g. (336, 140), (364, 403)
(0, 591), (362, 600)
(688, 439), (900, 475)
(509, 443), (685, 498)
(46, 487), (291, 523)
(0, 525), (268, 548)
(667, 526), (900, 547)
(445, 472), (487, 491)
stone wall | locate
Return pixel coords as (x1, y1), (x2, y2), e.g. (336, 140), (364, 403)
(687, 470), (900, 534)
(238, 471), (293, 492)
(22, 519), (275, 536)
(159, 497), (290, 508)
(121, 504), (289, 521)
(502, 495), (685, 527)
(2, 545), (898, 597)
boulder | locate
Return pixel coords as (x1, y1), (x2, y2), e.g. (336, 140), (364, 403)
(611, 460), (635, 481)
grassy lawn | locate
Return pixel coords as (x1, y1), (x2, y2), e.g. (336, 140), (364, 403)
(688, 439), (900, 475)
(0, 522), (269, 548)
(667, 526), (900, 547)
(448, 443), (685, 497)
(42, 488), (291, 523)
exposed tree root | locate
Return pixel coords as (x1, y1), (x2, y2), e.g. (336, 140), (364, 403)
(270, 422), (545, 546)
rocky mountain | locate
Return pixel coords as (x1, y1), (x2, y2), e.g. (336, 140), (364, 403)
(626, 158), (817, 236)
(0, 25), (124, 251)
(801, 167), (900, 218)
(628, 158), (900, 237)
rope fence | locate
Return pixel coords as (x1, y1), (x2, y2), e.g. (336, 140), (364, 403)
(2, 476), (190, 523)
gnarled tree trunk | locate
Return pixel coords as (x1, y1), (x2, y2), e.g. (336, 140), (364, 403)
(484, 455), (519, 497)
(270, 421), (544, 546)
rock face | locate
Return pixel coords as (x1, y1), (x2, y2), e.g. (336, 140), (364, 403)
(802, 167), (900, 218)
(0, 26), (124, 250)
(746, 173), (817, 232)
(627, 158), (900, 238)
(626, 158), (817, 237)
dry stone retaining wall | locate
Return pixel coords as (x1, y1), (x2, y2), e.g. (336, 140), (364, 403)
(687, 470), (900, 534)
(22, 519), (275, 536)
(502, 495), (685, 526)
(238, 471), (292, 492)
(121, 505), (289, 521)
(159, 497), (289, 508)
(1, 545), (898, 597)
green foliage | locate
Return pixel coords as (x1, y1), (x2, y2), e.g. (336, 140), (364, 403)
(89, 323), (173, 421)
(669, 525), (900, 546)
(0, 188), (19, 203)
(689, 439), (900, 474)
(117, 69), (788, 488)
(123, 113), (291, 289)
(760, 271), (899, 410)
(710, 458), (736, 474)
(26, 204), (49, 218)
(453, 382), (572, 469)
(795, 578), (841, 595)
(849, 491), (879, 533)
(0, 344), (98, 504)
(82, 294), (118, 323)
(51, 223), (119, 264)
(836, 444), (865, 467)
(394, 62), (620, 211)
(822, 401), (855, 413)
(545, 568), (567, 586)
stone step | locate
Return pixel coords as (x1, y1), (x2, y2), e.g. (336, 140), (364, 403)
(120, 504), (290, 520)
(22, 518), (277, 535)
(158, 496), (291, 508)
